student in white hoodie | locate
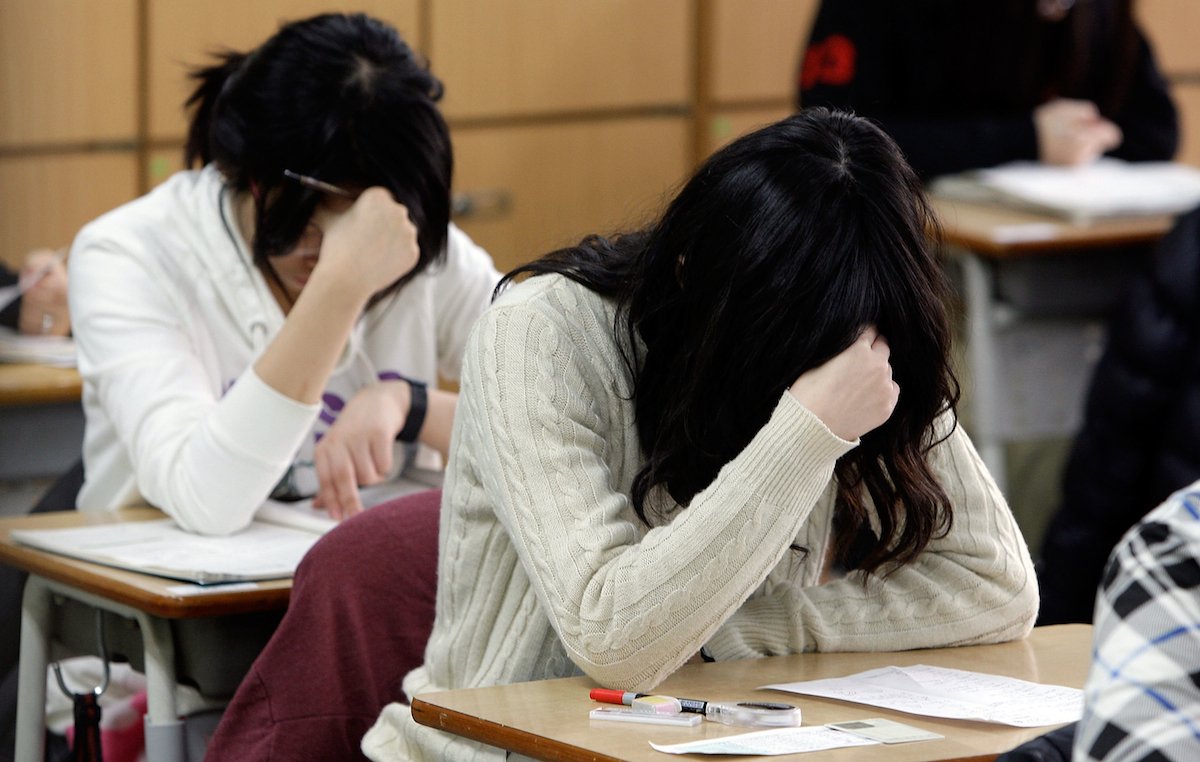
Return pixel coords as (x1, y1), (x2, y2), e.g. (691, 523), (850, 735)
(67, 13), (499, 535)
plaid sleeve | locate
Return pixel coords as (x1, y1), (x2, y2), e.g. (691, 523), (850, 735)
(1073, 483), (1200, 761)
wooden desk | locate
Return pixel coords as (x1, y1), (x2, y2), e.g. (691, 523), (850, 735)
(412, 624), (1091, 762)
(930, 196), (1175, 491)
(0, 509), (291, 762)
(0, 362), (84, 480)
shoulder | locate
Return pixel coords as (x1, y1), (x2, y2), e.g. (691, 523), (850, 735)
(470, 274), (626, 376)
(72, 168), (220, 262)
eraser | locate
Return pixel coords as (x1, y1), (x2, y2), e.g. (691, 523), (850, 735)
(631, 695), (684, 715)
(589, 707), (702, 727)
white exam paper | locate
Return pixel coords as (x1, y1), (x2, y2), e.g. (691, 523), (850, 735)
(649, 726), (879, 755)
(762, 665), (1082, 727)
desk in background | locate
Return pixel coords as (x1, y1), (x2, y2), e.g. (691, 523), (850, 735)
(929, 196), (1174, 493)
(412, 624), (1091, 762)
(0, 362), (83, 481)
(0, 508), (290, 762)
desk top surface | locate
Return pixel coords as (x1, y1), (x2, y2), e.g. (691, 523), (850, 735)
(0, 362), (82, 406)
(0, 508), (291, 618)
(930, 196), (1175, 256)
(412, 624), (1092, 762)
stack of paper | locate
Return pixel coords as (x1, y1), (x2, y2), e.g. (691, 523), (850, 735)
(931, 159), (1200, 224)
(0, 326), (76, 367)
(12, 471), (443, 584)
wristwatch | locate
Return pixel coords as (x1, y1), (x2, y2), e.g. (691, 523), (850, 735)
(396, 378), (428, 443)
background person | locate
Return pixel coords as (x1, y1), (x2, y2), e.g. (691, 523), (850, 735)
(797, 0), (1179, 179)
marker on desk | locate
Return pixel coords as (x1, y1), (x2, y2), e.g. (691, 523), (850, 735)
(589, 688), (802, 727)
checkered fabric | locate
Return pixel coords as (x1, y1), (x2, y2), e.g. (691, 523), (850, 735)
(1073, 481), (1200, 761)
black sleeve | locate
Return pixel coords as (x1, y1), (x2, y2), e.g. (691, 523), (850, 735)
(1107, 32), (1180, 162)
(1037, 207), (1200, 624)
(0, 264), (19, 330)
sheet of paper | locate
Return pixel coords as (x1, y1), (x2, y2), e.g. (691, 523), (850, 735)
(649, 726), (879, 755)
(932, 158), (1200, 223)
(0, 326), (76, 366)
(762, 665), (1082, 727)
(254, 470), (443, 534)
(825, 718), (943, 744)
(11, 519), (320, 584)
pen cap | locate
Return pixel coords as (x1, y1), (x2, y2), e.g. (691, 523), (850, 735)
(704, 701), (802, 727)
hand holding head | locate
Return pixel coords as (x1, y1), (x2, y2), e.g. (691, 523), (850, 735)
(788, 326), (899, 441)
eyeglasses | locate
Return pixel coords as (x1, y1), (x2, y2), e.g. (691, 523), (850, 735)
(282, 169), (356, 199)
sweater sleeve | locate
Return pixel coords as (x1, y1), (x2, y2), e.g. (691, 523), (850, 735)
(704, 421), (1039, 660)
(464, 292), (855, 691)
(69, 228), (318, 535)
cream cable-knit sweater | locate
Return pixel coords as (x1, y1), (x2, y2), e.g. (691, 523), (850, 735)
(363, 274), (1038, 761)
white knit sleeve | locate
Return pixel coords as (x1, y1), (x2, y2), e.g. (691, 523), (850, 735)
(704, 421), (1039, 660)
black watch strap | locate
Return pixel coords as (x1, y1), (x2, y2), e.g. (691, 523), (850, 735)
(396, 378), (428, 443)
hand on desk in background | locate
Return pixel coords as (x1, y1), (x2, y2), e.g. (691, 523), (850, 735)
(1034, 98), (1123, 167)
(17, 248), (71, 337)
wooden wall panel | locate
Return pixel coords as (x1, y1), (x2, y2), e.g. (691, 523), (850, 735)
(1137, 0), (1200, 75)
(707, 0), (819, 104)
(432, 0), (690, 119)
(701, 107), (793, 157)
(451, 118), (689, 274)
(146, 0), (419, 141)
(0, 0), (138, 148)
(0, 153), (139, 268)
(1171, 84), (1200, 168)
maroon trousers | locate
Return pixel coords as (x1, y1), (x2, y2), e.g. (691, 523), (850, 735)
(205, 489), (441, 761)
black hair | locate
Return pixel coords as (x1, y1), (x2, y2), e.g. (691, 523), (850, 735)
(501, 108), (960, 579)
(184, 13), (451, 304)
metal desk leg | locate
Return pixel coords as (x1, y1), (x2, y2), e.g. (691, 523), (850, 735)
(15, 577), (51, 762)
(961, 252), (1008, 493)
(135, 612), (185, 761)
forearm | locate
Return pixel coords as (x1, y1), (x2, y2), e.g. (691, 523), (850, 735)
(706, 423), (1038, 659)
(254, 273), (370, 403)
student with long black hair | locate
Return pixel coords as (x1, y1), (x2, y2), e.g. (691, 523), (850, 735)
(66, 13), (499, 535)
(210, 108), (1038, 761)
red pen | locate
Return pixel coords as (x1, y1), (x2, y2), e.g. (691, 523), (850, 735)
(589, 688), (708, 714)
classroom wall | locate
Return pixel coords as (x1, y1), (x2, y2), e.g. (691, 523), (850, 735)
(0, 0), (817, 273)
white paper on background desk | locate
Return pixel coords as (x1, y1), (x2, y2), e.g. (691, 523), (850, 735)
(649, 726), (879, 755)
(0, 325), (76, 366)
(931, 159), (1200, 223)
(762, 665), (1083, 727)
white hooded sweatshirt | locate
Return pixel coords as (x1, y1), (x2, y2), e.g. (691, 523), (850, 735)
(68, 165), (499, 535)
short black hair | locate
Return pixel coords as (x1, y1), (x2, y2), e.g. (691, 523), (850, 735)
(185, 13), (451, 300)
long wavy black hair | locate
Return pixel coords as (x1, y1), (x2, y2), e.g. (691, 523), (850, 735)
(501, 109), (960, 577)
(184, 13), (451, 305)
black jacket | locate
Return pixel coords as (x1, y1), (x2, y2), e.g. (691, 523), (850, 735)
(1038, 206), (1200, 624)
(797, 0), (1179, 178)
